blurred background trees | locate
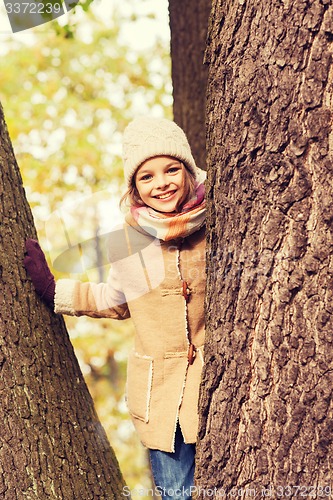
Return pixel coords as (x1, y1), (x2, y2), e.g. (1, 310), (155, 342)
(169, 0), (210, 170)
(0, 1), (172, 495)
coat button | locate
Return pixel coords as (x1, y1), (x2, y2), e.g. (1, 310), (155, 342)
(188, 344), (196, 365)
(182, 280), (191, 302)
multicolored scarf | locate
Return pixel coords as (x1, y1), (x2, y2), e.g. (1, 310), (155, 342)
(126, 168), (206, 241)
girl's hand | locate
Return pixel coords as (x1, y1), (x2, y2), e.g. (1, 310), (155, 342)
(24, 239), (55, 308)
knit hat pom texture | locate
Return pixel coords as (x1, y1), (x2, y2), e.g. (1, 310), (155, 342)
(122, 117), (197, 186)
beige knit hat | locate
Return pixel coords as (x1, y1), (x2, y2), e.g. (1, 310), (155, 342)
(122, 116), (197, 186)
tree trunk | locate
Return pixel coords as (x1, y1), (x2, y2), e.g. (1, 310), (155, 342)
(168, 0), (211, 170)
(197, 0), (333, 495)
(0, 103), (126, 498)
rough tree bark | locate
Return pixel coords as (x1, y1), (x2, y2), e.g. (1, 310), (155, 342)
(197, 0), (333, 496)
(168, 0), (211, 170)
(0, 103), (126, 498)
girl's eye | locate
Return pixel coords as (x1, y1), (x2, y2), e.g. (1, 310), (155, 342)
(167, 167), (180, 174)
(140, 174), (152, 181)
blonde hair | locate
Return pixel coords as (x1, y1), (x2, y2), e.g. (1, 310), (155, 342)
(120, 162), (197, 213)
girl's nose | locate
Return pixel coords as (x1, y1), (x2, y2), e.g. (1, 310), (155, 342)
(155, 174), (168, 189)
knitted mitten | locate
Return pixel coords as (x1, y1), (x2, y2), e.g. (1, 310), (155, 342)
(24, 239), (56, 308)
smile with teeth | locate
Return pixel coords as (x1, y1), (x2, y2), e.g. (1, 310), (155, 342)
(154, 190), (176, 200)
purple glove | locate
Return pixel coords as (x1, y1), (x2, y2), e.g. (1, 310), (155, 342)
(24, 239), (55, 308)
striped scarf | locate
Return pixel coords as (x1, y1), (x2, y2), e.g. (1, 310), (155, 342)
(126, 169), (206, 241)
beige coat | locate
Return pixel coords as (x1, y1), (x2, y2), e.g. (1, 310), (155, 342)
(54, 223), (206, 452)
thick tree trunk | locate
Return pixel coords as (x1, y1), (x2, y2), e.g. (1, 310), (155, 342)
(0, 103), (125, 498)
(168, 0), (211, 170)
(197, 0), (333, 495)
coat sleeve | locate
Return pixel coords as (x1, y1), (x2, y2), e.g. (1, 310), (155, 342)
(54, 266), (130, 320)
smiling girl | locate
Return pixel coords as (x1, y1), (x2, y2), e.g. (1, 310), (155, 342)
(130, 156), (195, 213)
(24, 117), (206, 499)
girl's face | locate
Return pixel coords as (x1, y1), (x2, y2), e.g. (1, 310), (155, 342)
(135, 156), (185, 213)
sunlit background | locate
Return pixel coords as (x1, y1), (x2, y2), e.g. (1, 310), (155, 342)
(0, 1), (172, 497)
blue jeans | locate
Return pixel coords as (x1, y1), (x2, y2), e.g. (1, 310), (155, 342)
(149, 425), (196, 499)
